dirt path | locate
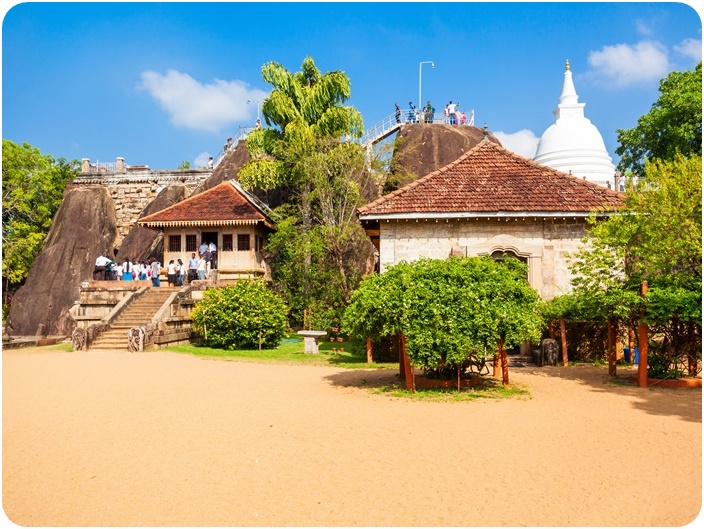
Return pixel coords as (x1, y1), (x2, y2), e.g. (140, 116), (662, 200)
(2, 348), (701, 526)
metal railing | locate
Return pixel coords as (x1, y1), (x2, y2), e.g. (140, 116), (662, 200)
(357, 109), (475, 148)
(92, 161), (118, 173)
(213, 126), (255, 168)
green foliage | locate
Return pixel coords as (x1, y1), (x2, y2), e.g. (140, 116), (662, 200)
(616, 62), (702, 175)
(2, 140), (79, 285)
(191, 281), (289, 350)
(240, 55), (364, 193)
(342, 257), (542, 374)
(177, 160), (191, 170)
(565, 154), (702, 323)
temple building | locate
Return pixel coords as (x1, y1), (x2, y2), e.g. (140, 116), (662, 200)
(139, 180), (275, 284)
(533, 61), (617, 188)
(358, 137), (623, 300)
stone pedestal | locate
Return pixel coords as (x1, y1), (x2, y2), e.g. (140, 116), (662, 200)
(297, 330), (327, 354)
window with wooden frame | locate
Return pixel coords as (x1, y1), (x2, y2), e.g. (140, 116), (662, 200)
(237, 234), (250, 251)
(186, 234), (197, 252)
(169, 235), (182, 252)
(222, 234), (233, 251)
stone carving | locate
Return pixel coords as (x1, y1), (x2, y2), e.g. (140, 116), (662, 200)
(540, 338), (560, 366)
(72, 327), (87, 351)
(128, 327), (145, 352)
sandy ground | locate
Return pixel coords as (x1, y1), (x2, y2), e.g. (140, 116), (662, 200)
(2, 347), (701, 527)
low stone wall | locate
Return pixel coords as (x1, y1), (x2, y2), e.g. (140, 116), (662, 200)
(70, 282), (146, 329)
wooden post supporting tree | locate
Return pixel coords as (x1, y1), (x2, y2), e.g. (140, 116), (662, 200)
(550, 320), (556, 340)
(499, 339), (509, 387)
(493, 351), (500, 377)
(638, 281), (649, 388)
(366, 337), (373, 363)
(607, 318), (617, 376)
(399, 334), (414, 392)
(559, 316), (569, 366)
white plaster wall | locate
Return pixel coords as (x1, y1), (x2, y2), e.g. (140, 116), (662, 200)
(378, 217), (588, 300)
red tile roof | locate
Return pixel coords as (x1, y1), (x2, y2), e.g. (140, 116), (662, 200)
(139, 180), (275, 229)
(358, 140), (624, 217)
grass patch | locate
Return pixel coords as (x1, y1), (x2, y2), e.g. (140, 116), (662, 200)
(373, 379), (531, 402)
(164, 338), (397, 370)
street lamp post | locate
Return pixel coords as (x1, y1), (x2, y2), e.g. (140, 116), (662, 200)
(419, 60), (434, 112)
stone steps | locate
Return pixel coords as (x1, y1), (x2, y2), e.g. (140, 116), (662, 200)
(90, 288), (180, 350)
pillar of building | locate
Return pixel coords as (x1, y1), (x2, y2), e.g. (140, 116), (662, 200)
(117, 157), (125, 173)
(81, 158), (91, 174)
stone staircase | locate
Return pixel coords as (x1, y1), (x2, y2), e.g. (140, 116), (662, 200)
(90, 287), (181, 350)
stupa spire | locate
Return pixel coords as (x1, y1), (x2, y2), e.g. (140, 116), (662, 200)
(559, 59), (579, 105)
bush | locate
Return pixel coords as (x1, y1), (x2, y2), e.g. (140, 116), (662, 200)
(342, 256), (543, 377)
(191, 281), (288, 349)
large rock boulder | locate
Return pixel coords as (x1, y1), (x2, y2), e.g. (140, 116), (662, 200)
(116, 185), (188, 264)
(7, 187), (117, 336)
(388, 124), (501, 191)
(192, 140), (251, 195)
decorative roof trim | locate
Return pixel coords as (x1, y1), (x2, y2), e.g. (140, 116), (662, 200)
(359, 211), (617, 221)
(138, 219), (271, 228)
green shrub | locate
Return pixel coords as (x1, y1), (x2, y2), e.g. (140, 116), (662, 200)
(342, 256), (542, 376)
(191, 281), (288, 349)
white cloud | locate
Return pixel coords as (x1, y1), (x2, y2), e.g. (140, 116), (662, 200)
(493, 129), (540, 159)
(635, 19), (654, 37)
(585, 41), (670, 87)
(138, 70), (268, 134)
(674, 38), (703, 62)
(194, 152), (212, 169)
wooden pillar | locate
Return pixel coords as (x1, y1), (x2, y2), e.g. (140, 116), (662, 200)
(400, 334), (414, 392)
(398, 335), (405, 380)
(638, 281), (649, 388)
(615, 319), (622, 361)
(366, 337), (373, 364)
(549, 320), (556, 340)
(499, 339), (509, 387)
(559, 316), (568, 366)
(607, 318), (616, 376)
(628, 326), (635, 363)
(493, 351), (500, 377)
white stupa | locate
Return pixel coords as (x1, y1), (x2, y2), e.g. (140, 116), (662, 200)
(533, 60), (616, 188)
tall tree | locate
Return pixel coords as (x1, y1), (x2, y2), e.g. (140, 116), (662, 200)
(2, 140), (78, 291)
(616, 62), (702, 175)
(237, 56), (370, 327)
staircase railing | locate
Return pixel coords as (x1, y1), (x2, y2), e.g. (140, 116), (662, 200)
(213, 126), (255, 168)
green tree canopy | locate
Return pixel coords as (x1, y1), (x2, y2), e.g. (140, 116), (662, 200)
(238, 55), (364, 192)
(342, 257), (543, 374)
(616, 62), (702, 175)
(2, 140), (78, 286)
(555, 154), (702, 376)
(191, 280), (289, 349)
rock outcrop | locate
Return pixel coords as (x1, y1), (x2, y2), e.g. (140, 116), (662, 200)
(116, 185), (188, 264)
(389, 124), (501, 190)
(7, 187), (118, 336)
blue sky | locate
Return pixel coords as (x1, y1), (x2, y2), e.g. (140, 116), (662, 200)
(2, 2), (702, 170)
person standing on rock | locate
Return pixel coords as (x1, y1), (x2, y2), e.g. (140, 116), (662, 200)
(197, 254), (207, 281)
(150, 258), (161, 287)
(122, 258), (133, 282)
(188, 252), (198, 283)
(177, 259), (184, 286)
(93, 254), (110, 280)
(167, 260), (177, 286)
(209, 241), (217, 270)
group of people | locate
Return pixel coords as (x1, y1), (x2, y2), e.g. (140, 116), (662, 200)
(93, 255), (162, 283)
(394, 100), (469, 126)
(92, 244), (217, 287)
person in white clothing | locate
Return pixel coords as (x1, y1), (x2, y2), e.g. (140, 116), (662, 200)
(167, 260), (177, 286)
(197, 255), (207, 280)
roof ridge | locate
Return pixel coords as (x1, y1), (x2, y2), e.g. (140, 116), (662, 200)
(140, 180), (234, 222)
(358, 141), (491, 214)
